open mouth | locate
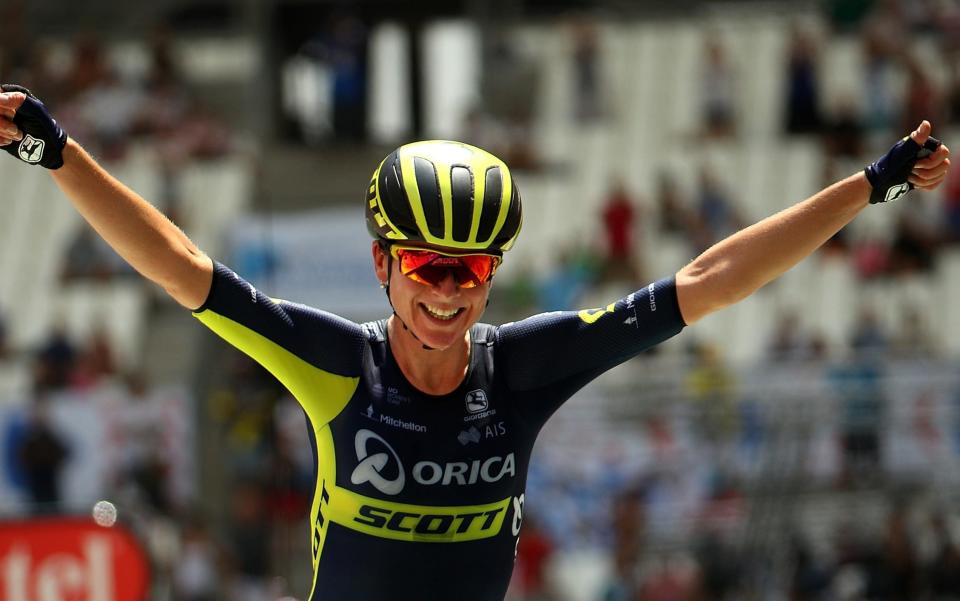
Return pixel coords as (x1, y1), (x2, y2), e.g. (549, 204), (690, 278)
(420, 303), (464, 322)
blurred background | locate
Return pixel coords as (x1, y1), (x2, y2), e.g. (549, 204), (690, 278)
(2, 0), (960, 599)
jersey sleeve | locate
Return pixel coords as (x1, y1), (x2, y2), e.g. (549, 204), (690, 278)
(496, 276), (685, 398)
(191, 262), (364, 426)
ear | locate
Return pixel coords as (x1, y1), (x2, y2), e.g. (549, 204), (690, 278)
(372, 241), (389, 284)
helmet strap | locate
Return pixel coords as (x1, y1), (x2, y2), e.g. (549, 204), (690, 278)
(382, 246), (436, 351)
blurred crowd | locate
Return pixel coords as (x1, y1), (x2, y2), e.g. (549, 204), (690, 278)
(491, 0), (960, 333)
(0, 2), (231, 164)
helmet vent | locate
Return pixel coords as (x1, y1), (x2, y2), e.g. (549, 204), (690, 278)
(414, 157), (444, 238)
(450, 166), (473, 243)
(476, 167), (503, 243)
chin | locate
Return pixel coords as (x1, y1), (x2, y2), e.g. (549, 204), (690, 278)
(414, 326), (467, 351)
(408, 313), (473, 350)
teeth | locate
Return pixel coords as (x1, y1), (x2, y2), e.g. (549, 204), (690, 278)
(424, 304), (460, 320)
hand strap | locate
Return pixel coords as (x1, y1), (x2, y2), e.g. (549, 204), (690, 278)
(1, 84), (68, 169)
(864, 135), (941, 204)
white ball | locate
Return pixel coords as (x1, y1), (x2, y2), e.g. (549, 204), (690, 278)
(92, 500), (117, 527)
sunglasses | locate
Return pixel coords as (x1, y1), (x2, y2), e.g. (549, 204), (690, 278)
(389, 246), (501, 289)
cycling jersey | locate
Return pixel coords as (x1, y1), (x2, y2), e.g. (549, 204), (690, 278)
(192, 262), (686, 601)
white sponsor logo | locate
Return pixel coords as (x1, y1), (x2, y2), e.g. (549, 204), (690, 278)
(351, 429), (515, 494)
(18, 135), (44, 163)
(413, 454), (515, 486)
(351, 429), (405, 495)
(647, 283), (657, 312)
(512, 494), (525, 537)
(885, 182), (910, 203)
(2, 535), (115, 601)
(464, 390), (497, 422)
(458, 421), (507, 445)
(465, 390), (489, 413)
(379, 414), (427, 433)
(362, 405), (426, 432)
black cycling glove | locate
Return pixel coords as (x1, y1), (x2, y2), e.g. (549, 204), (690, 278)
(865, 134), (941, 204)
(1, 84), (68, 169)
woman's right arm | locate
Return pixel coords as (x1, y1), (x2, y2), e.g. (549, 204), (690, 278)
(1, 90), (213, 310)
(49, 140), (213, 309)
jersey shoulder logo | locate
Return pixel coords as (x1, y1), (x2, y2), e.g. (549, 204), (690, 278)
(578, 301), (616, 324)
(18, 135), (44, 163)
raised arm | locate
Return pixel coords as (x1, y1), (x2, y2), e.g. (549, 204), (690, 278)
(676, 121), (951, 325)
(0, 86), (213, 309)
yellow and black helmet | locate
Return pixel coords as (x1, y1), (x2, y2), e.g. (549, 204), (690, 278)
(365, 140), (522, 254)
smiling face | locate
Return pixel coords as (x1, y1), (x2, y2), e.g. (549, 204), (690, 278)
(373, 242), (491, 351)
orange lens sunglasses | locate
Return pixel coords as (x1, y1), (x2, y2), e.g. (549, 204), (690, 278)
(389, 246), (501, 288)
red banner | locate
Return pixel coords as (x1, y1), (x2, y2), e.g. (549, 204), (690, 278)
(0, 518), (150, 601)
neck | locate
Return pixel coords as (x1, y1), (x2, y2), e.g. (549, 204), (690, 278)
(387, 315), (471, 396)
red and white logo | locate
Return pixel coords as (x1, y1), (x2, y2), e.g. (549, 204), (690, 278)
(0, 517), (150, 601)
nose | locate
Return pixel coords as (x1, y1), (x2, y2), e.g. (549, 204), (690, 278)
(433, 270), (461, 296)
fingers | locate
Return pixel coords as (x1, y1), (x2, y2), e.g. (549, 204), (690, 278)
(915, 143), (951, 169)
(909, 141), (951, 190)
(910, 120), (932, 145)
(909, 157), (951, 190)
(0, 116), (22, 146)
(0, 91), (26, 114)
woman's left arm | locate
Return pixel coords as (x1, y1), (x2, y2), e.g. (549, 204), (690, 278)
(676, 120), (951, 325)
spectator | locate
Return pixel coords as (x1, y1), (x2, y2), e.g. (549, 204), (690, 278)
(600, 490), (644, 601)
(636, 554), (700, 601)
(16, 399), (69, 514)
(701, 36), (737, 139)
(900, 54), (945, 137)
(850, 306), (889, 356)
(600, 181), (641, 282)
(510, 514), (555, 601)
(860, 13), (901, 134)
(571, 18), (604, 123)
(864, 505), (920, 600)
(536, 245), (599, 312)
(71, 327), (117, 389)
(656, 173), (694, 239)
(480, 33), (541, 170)
(61, 226), (134, 282)
(694, 533), (743, 601)
(33, 324), (77, 391)
(767, 311), (816, 363)
(172, 513), (221, 601)
(829, 344), (886, 484)
(942, 161), (960, 242)
(892, 307), (937, 358)
(851, 234), (890, 280)
(0, 309), (8, 360)
(71, 67), (143, 161)
(694, 168), (743, 251)
(226, 481), (273, 601)
(784, 25), (823, 135)
(789, 537), (834, 601)
(824, 95), (866, 159)
(686, 342), (737, 444)
(926, 510), (960, 597)
(887, 212), (939, 276)
(946, 51), (960, 125)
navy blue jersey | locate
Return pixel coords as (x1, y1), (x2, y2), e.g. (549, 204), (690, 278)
(193, 262), (685, 601)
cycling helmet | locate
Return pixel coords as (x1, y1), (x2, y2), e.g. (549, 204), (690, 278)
(365, 140), (522, 254)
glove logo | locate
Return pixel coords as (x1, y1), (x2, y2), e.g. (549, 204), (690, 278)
(884, 182), (909, 203)
(18, 135), (44, 163)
